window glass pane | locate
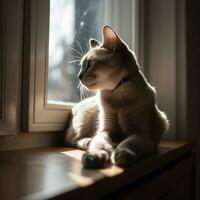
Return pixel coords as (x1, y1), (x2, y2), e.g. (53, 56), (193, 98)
(48, 0), (105, 103)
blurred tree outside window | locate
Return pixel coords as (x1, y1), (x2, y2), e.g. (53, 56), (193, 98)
(48, 0), (105, 103)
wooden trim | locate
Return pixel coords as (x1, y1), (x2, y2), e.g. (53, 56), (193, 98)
(22, 0), (71, 132)
(21, 0), (31, 132)
(0, 0), (23, 135)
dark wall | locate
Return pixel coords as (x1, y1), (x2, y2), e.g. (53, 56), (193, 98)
(186, 1), (200, 199)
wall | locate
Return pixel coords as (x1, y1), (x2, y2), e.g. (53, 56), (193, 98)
(186, 1), (200, 199)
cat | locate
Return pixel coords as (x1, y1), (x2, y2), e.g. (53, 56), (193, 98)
(65, 26), (169, 168)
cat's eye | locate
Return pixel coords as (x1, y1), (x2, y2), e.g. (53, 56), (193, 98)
(85, 60), (92, 72)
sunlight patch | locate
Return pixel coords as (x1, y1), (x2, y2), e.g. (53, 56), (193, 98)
(61, 150), (84, 161)
(100, 165), (124, 177)
(67, 172), (94, 187)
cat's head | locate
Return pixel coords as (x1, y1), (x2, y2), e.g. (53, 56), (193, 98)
(78, 26), (139, 91)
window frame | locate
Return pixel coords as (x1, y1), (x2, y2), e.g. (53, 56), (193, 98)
(22, 0), (73, 132)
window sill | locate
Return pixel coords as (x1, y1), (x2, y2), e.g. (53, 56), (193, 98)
(0, 141), (194, 200)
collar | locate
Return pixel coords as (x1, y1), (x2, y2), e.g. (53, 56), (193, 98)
(112, 76), (129, 91)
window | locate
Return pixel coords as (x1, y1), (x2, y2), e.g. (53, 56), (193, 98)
(48, 0), (106, 103)
(22, 0), (138, 132)
(48, 0), (138, 104)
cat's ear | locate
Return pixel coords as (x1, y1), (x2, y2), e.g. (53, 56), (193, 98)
(102, 26), (121, 51)
(89, 38), (100, 49)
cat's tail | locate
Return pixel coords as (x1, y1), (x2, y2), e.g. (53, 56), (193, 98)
(63, 109), (73, 147)
(151, 105), (170, 147)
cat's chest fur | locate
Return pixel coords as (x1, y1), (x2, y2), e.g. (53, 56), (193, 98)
(100, 82), (137, 108)
(99, 82), (140, 137)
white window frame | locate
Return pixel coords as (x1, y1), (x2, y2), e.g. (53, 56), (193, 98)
(22, 0), (72, 132)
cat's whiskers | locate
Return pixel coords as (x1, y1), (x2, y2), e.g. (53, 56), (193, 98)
(79, 84), (85, 100)
(85, 40), (90, 53)
(67, 54), (82, 65)
(68, 59), (81, 64)
(76, 40), (84, 56)
(68, 46), (83, 57)
(70, 55), (82, 59)
(78, 82), (88, 100)
(81, 85), (88, 100)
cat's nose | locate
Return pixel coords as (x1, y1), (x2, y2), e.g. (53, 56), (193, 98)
(78, 72), (84, 80)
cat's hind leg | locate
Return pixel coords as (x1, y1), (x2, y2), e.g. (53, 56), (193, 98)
(65, 128), (92, 151)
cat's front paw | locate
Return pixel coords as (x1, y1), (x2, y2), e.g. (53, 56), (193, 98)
(111, 149), (137, 167)
(82, 150), (110, 168)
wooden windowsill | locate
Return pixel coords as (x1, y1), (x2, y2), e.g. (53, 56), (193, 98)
(0, 141), (194, 200)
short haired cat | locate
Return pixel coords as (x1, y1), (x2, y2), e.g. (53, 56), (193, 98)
(65, 26), (169, 168)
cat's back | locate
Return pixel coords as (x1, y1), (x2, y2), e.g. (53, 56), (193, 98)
(65, 96), (99, 146)
(73, 96), (98, 115)
(71, 96), (99, 132)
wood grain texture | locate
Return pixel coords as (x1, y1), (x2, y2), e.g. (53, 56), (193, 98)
(0, 141), (193, 200)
